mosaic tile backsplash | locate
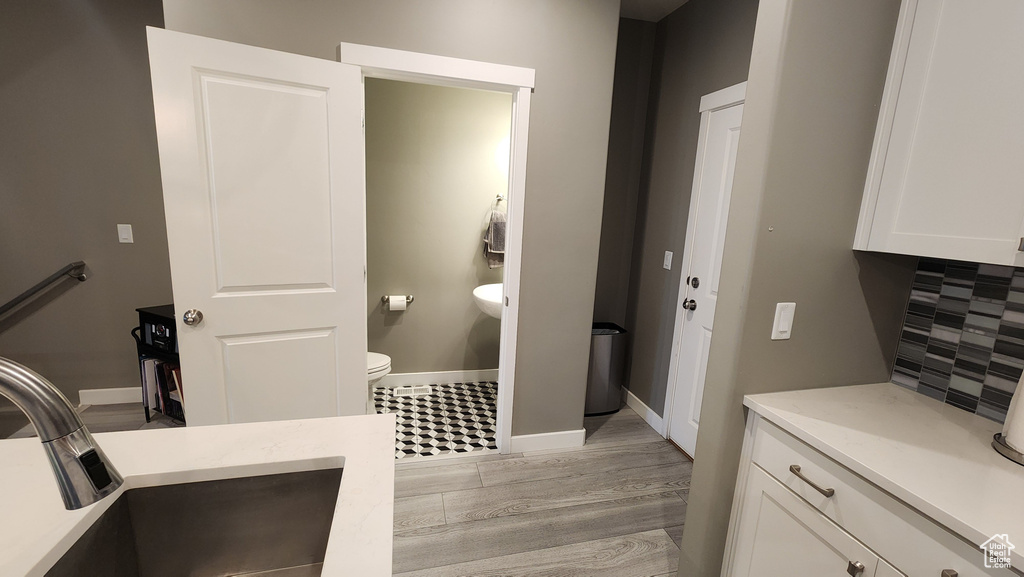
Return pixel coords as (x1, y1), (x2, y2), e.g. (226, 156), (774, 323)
(892, 258), (1024, 423)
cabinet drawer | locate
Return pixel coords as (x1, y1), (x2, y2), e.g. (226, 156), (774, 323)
(751, 417), (1015, 577)
(728, 464), (897, 577)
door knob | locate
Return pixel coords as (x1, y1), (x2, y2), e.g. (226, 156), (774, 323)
(683, 299), (697, 311)
(182, 309), (204, 326)
(690, 276), (700, 289)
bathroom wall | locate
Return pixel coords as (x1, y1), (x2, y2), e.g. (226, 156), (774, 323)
(892, 258), (1024, 422)
(592, 18), (656, 329)
(678, 1), (917, 576)
(365, 78), (510, 374)
(0, 0), (170, 421)
(623, 0), (761, 416)
(162, 0), (620, 437)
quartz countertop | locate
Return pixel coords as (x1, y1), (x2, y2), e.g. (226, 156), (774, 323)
(745, 382), (1024, 570)
(0, 413), (396, 576)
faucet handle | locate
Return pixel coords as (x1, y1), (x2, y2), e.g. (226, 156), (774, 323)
(79, 449), (114, 491)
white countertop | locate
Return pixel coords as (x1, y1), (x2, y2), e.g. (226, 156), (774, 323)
(0, 413), (396, 576)
(745, 383), (1024, 570)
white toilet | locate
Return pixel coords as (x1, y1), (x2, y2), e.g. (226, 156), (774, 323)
(367, 352), (392, 414)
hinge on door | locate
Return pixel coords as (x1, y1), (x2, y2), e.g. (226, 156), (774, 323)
(361, 110), (365, 131)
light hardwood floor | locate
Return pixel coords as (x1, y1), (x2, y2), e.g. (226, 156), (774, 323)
(3, 403), (180, 439)
(392, 406), (691, 576)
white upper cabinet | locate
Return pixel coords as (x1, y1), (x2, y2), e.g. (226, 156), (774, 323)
(855, 0), (1024, 266)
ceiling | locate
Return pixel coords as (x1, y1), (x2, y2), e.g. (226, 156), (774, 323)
(620, 0), (690, 22)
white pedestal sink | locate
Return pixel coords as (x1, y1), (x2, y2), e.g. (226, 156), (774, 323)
(473, 283), (503, 319)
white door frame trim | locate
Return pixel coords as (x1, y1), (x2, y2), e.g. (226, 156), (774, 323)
(661, 82), (746, 439)
(338, 43), (533, 455)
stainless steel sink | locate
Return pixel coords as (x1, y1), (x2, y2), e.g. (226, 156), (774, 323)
(45, 468), (343, 577)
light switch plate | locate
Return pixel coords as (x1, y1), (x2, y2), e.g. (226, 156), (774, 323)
(663, 251), (673, 270)
(117, 224), (134, 244)
(771, 302), (796, 340)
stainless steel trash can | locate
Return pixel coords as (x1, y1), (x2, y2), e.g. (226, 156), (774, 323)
(585, 322), (628, 416)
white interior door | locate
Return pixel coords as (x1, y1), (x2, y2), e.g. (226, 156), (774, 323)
(666, 87), (744, 456)
(148, 28), (366, 426)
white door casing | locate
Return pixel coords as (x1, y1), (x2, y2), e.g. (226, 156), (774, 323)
(664, 83), (745, 456)
(338, 43), (535, 454)
(148, 28), (367, 425)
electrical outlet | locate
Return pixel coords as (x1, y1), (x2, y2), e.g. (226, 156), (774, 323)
(771, 302), (796, 340)
(117, 224), (134, 244)
(663, 251), (673, 270)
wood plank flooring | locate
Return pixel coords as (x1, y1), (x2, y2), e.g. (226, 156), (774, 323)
(393, 407), (691, 576)
(4, 403), (180, 439)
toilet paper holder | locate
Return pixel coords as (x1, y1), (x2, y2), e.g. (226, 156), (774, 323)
(381, 295), (414, 306)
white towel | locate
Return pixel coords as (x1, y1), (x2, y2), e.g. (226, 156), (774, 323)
(483, 198), (506, 269)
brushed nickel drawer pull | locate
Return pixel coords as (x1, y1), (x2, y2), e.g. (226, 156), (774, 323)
(847, 560), (865, 576)
(789, 464), (835, 497)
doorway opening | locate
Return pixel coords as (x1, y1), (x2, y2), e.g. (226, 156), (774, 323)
(364, 78), (510, 458)
(340, 44), (534, 458)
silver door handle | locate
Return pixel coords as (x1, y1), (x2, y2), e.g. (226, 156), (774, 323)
(847, 561), (865, 576)
(789, 464), (835, 497)
(182, 309), (204, 326)
(682, 299), (697, 311)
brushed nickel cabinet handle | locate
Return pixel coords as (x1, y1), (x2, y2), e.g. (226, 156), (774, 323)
(789, 464), (835, 498)
(941, 571), (958, 577)
(847, 560), (865, 576)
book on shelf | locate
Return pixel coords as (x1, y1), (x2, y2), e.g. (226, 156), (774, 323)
(171, 366), (184, 403)
(140, 357), (185, 422)
(140, 358), (160, 413)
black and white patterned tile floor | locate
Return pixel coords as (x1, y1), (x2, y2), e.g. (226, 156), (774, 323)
(373, 381), (498, 459)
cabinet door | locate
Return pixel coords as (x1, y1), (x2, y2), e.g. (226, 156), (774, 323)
(727, 465), (890, 577)
(856, 0), (1024, 266)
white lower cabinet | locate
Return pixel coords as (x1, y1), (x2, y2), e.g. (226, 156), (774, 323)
(730, 465), (901, 576)
(724, 415), (1016, 577)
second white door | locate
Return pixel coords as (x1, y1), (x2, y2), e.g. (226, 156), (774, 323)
(666, 84), (744, 456)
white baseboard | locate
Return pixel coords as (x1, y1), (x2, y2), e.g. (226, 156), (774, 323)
(79, 387), (142, 406)
(381, 369), (498, 388)
(510, 428), (586, 453)
(623, 387), (666, 437)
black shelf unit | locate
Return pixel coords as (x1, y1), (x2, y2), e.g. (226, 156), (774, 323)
(131, 304), (186, 424)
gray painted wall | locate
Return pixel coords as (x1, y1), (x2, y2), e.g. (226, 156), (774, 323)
(365, 78), (509, 373)
(593, 18), (656, 330)
(624, 0), (760, 416)
(162, 0), (620, 436)
(0, 0), (170, 411)
(677, 1), (916, 575)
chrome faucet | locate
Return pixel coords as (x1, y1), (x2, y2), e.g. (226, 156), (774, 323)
(0, 357), (123, 509)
